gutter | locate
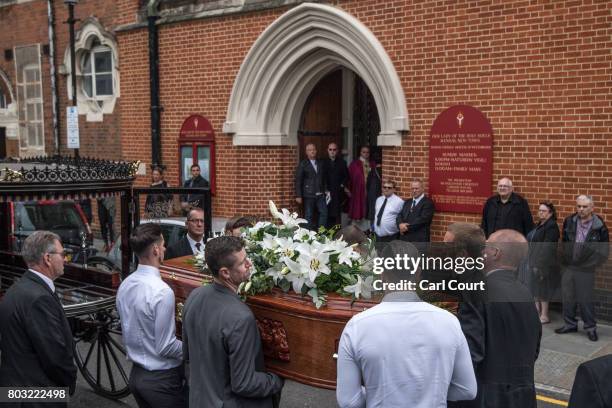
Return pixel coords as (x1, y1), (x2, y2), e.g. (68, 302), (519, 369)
(148, 0), (162, 169)
(47, 0), (60, 155)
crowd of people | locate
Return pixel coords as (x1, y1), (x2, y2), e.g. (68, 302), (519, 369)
(0, 145), (610, 407)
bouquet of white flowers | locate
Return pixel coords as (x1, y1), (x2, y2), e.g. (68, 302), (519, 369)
(234, 201), (375, 308)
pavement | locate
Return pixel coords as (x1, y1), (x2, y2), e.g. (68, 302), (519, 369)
(534, 311), (612, 405)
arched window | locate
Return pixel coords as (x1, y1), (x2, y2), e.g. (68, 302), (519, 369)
(63, 19), (120, 122)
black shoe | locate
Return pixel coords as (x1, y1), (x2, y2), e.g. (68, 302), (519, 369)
(555, 326), (578, 334)
(587, 331), (598, 342)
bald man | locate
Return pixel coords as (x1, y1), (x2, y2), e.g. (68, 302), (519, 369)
(556, 195), (609, 342)
(454, 229), (541, 408)
(481, 177), (534, 238)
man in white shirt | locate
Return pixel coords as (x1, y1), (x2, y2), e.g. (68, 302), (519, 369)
(116, 223), (185, 408)
(165, 207), (205, 260)
(372, 179), (404, 243)
(337, 240), (477, 408)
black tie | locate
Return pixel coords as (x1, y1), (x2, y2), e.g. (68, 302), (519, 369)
(411, 200), (416, 211)
(195, 242), (201, 252)
(376, 198), (388, 226)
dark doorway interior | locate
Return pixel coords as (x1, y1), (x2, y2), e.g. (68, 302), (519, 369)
(298, 70), (342, 161)
(353, 76), (381, 163)
(0, 128), (6, 159)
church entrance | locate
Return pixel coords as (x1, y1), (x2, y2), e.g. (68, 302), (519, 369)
(297, 69), (381, 164)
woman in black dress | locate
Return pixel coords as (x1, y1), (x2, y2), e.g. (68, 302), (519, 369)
(145, 167), (172, 217)
(526, 201), (560, 324)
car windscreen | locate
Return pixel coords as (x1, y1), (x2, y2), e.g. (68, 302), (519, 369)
(15, 202), (85, 232)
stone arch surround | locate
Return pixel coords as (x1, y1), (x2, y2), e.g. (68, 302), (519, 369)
(223, 2), (409, 146)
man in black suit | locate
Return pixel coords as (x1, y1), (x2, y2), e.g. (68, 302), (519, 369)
(182, 236), (284, 407)
(481, 177), (534, 238)
(0, 231), (77, 407)
(322, 142), (348, 228)
(568, 354), (612, 408)
(165, 207), (205, 260)
(181, 163), (210, 214)
(396, 179), (435, 248)
(454, 229), (541, 408)
(295, 143), (327, 230)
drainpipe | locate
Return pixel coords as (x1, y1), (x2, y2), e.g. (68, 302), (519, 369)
(47, 0), (60, 156)
(148, 0), (162, 169)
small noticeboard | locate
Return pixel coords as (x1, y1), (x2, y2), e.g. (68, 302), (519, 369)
(66, 106), (80, 149)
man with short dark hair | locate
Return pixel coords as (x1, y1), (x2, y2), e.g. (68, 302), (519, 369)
(181, 163), (210, 213)
(556, 195), (609, 342)
(225, 215), (255, 237)
(337, 240), (476, 407)
(182, 236), (284, 408)
(116, 223), (185, 408)
(481, 177), (534, 238)
(165, 207), (205, 260)
(0, 231), (77, 406)
(295, 143), (327, 230)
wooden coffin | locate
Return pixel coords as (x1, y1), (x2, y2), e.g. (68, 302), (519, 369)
(159, 256), (379, 389)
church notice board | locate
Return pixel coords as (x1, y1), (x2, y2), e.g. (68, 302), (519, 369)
(429, 105), (493, 213)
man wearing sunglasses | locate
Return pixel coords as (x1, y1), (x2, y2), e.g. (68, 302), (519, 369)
(372, 179), (404, 244)
(0, 231), (77, 402)
(323, 142), (349, 228)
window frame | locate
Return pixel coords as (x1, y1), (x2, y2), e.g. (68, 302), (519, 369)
(80, 44), (114, 103)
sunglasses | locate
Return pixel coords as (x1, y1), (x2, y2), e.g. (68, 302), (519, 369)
(328, 148), (337, 151)
(382, 186), (394, 189)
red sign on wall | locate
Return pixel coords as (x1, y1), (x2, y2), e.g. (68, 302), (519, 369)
(179, 114), (215, 140)
(429, 105), (493, 213)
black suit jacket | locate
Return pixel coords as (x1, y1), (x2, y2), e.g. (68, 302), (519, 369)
(182, 283), (283, 407)
(453, 269), (542, 408)
(295, 159), (326, 198)
(323, 157), (348, 216)
(481, 192), (534, 238)
(165, 236), (194, 260)
(396, 195), (435, 243)
(0, 270), (77, 408)
(569, 354), (612, 408)
(182, 175), (210, 205)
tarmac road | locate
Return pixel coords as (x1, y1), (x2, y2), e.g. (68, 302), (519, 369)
(70, 375), (568, 407)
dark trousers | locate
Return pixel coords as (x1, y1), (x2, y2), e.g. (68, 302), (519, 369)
(327, 213), (342, 229)
(375, 233), (398, 243)
(129, 364), (187, 408)
(562, 267), (596, 331)
(304, 195), (328, 231)
(97, 203), (114, 245)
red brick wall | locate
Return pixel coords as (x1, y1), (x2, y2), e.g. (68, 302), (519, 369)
(0, 0), (122, 159)
(118, 0), (611, 228)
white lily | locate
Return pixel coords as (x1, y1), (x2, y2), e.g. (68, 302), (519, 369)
(250, 221), (273, 234)
(261, 233), (279, 251)
(274, 237), (298, 261)
(290, 241), (332, 283)
(326, 239), (361, 266)
(343, 275), (374, 299)
(265, 265), (285, 284)
(293, 228), (318, 242)
(269, 201), (307, 229)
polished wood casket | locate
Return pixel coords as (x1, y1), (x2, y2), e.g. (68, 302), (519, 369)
(160, 256), (379, 389)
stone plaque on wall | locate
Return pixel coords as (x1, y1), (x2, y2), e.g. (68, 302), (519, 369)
(429, 105), (493, 213)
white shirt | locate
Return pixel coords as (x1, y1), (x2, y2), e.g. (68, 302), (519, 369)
(29, 269), (55, 293)
(116, 264), (182, 371)
(372, 194), (404, 237)
(337, 291), (477, 408)
(411, 193), (425, 208)
(186, 233), (204, 254)
(309, 159), (318, 172)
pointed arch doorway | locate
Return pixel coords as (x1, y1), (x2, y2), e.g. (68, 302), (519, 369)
(297, 69), (381, 164)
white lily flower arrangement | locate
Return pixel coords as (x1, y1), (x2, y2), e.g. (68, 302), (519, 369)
(235, 201), (375, 308)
